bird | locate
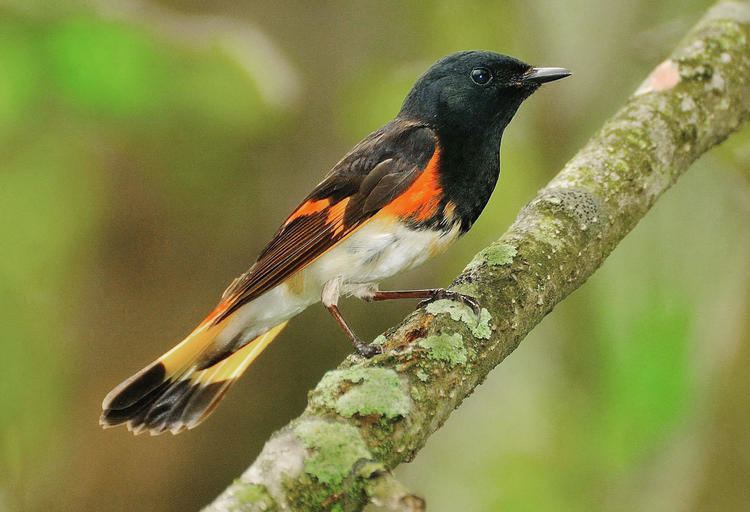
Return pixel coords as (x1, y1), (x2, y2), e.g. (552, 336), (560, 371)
(101, 50), (570, 435)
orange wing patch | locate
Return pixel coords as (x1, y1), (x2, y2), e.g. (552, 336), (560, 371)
(197, 299), (233, 329)
(382, 147), (442, 221)
(327, 197), (350, 235)
(285, 198), (331, 225)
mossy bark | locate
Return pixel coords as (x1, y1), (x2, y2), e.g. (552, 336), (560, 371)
(204, 3), (750, 511)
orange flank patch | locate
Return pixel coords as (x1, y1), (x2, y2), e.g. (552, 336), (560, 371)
(285, 198), (331, 225)
(382, 147), (442, 222)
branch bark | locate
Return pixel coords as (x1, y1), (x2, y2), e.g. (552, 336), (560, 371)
(204, 3), (750, 510)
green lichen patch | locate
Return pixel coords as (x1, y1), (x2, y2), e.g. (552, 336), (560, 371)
(232, 483), (276, 512)
(418, 333), (467, 366)
(314, 367), (411, 420)
(425, 299), (492, 339)
(415, 369), (429, 382)
(410, 385), (424, 401)
(527, 217), (567, 251)
(371, 335), (387, 346)
(465, 242), (517, 271)
(294, 420), (371, 486)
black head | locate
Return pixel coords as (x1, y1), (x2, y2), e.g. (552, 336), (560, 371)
(399, 50), (570, 136)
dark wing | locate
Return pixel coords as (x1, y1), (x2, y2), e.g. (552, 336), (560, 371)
(214, 120), (439, 322)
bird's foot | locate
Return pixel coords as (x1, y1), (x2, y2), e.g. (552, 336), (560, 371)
(419, 289), (482, 318)
(353, 337), (383, 358)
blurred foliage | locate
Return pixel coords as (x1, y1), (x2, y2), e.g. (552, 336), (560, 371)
(0, 0), (748, 511)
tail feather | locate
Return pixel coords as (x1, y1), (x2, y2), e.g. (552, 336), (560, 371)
(100, 378), (172, 427)
(102, 318), (221, 411)
(101, 321), (288, 435)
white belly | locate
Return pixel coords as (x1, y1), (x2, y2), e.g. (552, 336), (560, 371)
(312, 218), (461, 285)
(219, 217), (461, 346)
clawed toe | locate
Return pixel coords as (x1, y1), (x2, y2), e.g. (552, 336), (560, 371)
(354, 339), (383, 358)
(456, 293), (482, 317)
(420, 289), (482, 317)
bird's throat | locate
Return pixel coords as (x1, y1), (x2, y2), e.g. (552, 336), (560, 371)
(437, 124), (504, 232)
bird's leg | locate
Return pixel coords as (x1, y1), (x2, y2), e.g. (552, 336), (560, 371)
(326, 304), (382, 358)
(322, 278), (382, 358)
(368, 288), (482, 317)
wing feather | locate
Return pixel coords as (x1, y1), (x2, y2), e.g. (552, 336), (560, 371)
(215, 120), (438, 322)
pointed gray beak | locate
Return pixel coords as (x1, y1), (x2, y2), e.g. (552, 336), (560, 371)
(522, 67), (572, 84)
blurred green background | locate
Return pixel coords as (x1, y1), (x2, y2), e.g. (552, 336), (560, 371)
(1, 0), (749, 510)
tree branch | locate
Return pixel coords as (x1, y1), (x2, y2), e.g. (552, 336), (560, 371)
(204, 3), (750, 510)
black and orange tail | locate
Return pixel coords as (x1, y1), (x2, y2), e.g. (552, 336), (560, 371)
(100, 321), (287, 435)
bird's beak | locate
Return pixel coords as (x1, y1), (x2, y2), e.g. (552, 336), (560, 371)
(522, 67), (572, 84)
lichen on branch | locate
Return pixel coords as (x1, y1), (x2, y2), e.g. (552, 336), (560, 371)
(204, 3), (750, 511)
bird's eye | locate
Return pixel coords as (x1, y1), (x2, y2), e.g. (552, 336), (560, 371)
(470, 67), (493, 85)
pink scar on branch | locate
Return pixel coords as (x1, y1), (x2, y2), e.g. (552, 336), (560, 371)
(635, 59), (681, 96)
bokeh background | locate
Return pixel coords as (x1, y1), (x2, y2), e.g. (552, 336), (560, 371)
(1, 0), (749, 510)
